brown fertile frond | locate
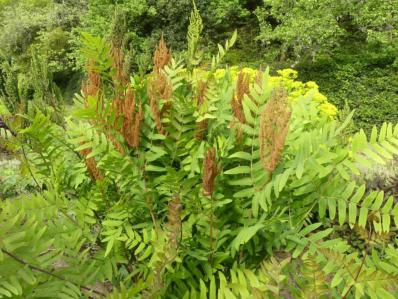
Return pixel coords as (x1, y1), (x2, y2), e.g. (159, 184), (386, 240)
(123, 88), (144, 148)
(195, 80), (208, 140)
(236, 70), (250, 104)
(80, 147), (103, 181)
(148, 72), (172, 135)
(259, 88), (291, 172)
(197, 80), (207, 107)
(82, 62), (101, 99)
(112, 88), (144, 148)
(148, 78), (164, 135)
(146, 36), (173, 135)
(203, 147), (218, 196)
(231, 70), (250, 124)
(110, 39), (128, 87)
(153, 34), (171, 73)
(107, 133), (125, 155)
(132, 103), (144, 147)
(155, 72), (173, 101)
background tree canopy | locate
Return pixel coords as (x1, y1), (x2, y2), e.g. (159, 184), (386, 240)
(1, 0), (397, 130)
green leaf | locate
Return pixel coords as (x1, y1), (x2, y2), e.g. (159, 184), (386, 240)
(370, 126), (378, 143)
(381, 196), (394, 214)
(328, 198), (337, 220)
(379, 122), (387, 142)
(372, 191), (384, 210)
(209, 275), (216, 299)
(279, 169), (292, 192)
(300, 223), (322, 236)
(382, 214), (391, 233)
(331, 271), (343, 288)
(146, 165), (166, 172)
(232, 224), (264, 251)
(104, 238), (115, 257)
(338, 199), (347, 225)
(348, 202), (357, 228)
(351, 185), (365, 203)
(362, 148), (385, 165)
(358, 206), (368, 228)
(372, 144), (393, 159)
(228, 152), (252, 161)
(200, 279), (207, 299)
(224, 166), (251, 175)
(233, 187), (254, 198)
(308, 229), (333, 242)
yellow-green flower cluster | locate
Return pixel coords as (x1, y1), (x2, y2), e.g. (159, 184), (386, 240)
(319, 102), (338, 117)
(277, 68), (298, 79)
(182, 66), (338, 117)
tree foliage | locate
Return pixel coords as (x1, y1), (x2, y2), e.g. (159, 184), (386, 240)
(255, 0), (398, 62)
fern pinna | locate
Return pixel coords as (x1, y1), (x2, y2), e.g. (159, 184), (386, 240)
(1, 6), (398, 299)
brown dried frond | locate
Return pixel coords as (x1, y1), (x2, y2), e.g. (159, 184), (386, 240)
(123, 88), (143, 148)
(195, 80), (208, 140)
(82, 62), (101, 99)
(107, 133), (125, 155)
(236, 70), (250, 103)
(155, 72), (173, 101)
(112, 88), (144, 148)
(166, 194), (183, 250)
(259, 88), (291, 172)
(153, 34), (171, 73)
(110, 39), (128, 87)
(146, 36), (173, 136)
(197, 80), (207, 107)
(231, 70), (250, 124)
(203, 147), (218, 196)
(80, 147), (103, 181)
(131, 103), (144, 147)
(148, 72), (172, 135)
(196, 120), (208, 141)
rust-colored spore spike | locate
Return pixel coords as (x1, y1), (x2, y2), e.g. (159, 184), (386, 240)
(148, 75), (170, 135)
(203, 147), (218, 196)
(231, 70), (250, 124)
(82, 62), (101, 99)
(197, 80), (207, 107)
(132, 103), (144, 148)
(112, 87), (144, 148)
(110, 38), (128, 87)
(154, 34), (171, 73)
(148, 36), (173, 135)
(80, 147), (103, 181)
(259, 88), (291, 172)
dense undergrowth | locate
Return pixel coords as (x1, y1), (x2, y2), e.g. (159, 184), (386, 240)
(1, 6), (398, 298)
(298, 41), (398, 133)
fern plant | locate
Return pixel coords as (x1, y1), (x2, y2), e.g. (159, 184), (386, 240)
(1, 6), (398, 299)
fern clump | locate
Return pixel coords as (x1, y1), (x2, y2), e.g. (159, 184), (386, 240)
(1, 6), (398, 299)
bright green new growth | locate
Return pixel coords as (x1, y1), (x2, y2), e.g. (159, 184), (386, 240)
(187, 1), (204, 72)
(1, 6), (398, 299)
